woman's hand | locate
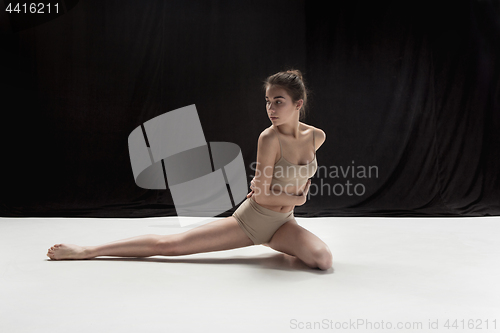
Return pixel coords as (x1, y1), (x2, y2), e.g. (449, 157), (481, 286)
(296, 179), (312, 206)
(302, 178), (312, 196)
(246, 177), (257, 198)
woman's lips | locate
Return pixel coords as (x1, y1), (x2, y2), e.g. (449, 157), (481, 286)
(270, 116), (278, 120)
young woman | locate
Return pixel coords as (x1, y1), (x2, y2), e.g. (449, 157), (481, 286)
(47, 70), (333, 270)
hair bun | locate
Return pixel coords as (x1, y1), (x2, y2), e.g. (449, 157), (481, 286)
(286, 69), (303, 81)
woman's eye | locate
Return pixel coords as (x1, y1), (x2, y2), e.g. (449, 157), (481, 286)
(265, 100), (282, 105)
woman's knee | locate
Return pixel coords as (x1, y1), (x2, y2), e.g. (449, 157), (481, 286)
(313, 246), (333, 270)
(155, 234), (181, 256)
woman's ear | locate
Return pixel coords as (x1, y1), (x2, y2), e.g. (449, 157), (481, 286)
(296, 99), (304, 110)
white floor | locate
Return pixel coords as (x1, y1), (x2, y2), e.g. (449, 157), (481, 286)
(1, 216), (499, 333)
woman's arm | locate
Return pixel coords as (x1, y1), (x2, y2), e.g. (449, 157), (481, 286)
(251, 129), (304, 207)
(251, 178), (311, 206)
(247, 176), (310, 204)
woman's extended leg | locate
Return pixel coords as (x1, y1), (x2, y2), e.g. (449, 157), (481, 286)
(264, 217), (333, 270)
(47, 216), (254, 260)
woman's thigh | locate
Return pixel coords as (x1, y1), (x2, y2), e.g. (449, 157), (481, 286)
(165, 216), (254, 256)
(265, 218), (332, 270)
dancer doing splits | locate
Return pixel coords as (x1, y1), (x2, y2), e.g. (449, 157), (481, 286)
(47, 69), (333, 270)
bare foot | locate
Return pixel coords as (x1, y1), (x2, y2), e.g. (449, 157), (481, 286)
(46, 244), (93, 260)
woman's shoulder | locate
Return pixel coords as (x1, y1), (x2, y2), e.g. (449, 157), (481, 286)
(301, 123), (326, 139)
(259, 126), (278, 140)
(256, 127), (280, 163)
(301, 123), (326, 149)
(257, 126), (279, 150)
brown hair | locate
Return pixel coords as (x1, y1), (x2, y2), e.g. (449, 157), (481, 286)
(263, 69), (309, 120)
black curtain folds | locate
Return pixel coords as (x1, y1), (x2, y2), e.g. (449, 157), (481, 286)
(1, 0), (499, 217)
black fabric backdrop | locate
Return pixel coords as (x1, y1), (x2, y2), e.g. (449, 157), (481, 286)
(1, 0), (499, 217)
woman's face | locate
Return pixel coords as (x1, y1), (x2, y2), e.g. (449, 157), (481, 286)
(265, 85), (302, 125)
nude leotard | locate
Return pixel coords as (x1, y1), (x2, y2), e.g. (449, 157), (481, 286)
(270, 127), (318, 188)
(232, 127), (318, 245)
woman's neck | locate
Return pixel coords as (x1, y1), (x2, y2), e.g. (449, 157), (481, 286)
(274, 121), (301, 139)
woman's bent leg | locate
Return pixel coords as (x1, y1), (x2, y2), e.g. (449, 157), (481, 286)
(47, 216), (254, 260)
(266, 218), (333, 270)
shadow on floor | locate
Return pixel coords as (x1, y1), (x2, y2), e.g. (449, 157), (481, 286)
(46, 252), (334, 274)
